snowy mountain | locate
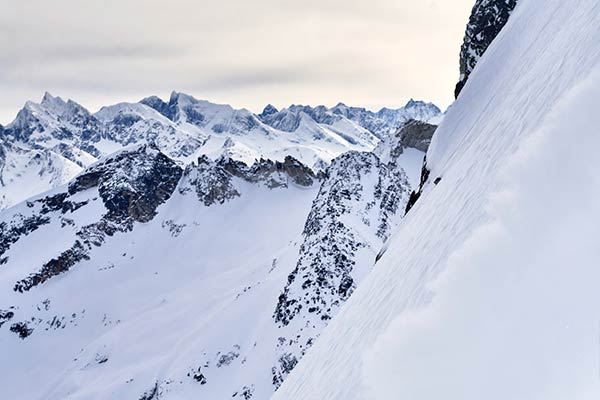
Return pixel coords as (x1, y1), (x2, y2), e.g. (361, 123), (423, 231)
(0, 112), (422, 400)
(274, 0), (600, 399)
(0, 93), (441, 209)
(0, 140), (83, 210)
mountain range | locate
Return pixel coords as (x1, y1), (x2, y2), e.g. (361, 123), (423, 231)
(0, 93), (441, 210)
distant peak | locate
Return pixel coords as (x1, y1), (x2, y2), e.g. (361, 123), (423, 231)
(404, 98), (419, 108)
(169, 91), (195, 105)
(169, 91), (181, 103)
(41, 92), (66, 108)
(42, 91), (55, 102)
(260, 104), (278, 117)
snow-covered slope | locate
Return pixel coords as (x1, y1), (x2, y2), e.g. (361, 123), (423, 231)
(0, 93), (440, 209)
(274, 1), (600, 399)
(0, 140), (83, 210)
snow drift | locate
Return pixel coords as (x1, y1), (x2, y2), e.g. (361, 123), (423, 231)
(274, 0), (600, 399)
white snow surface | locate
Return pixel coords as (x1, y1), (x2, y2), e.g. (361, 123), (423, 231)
(274, 1), (600, 399)
(0, 142), (82, 210)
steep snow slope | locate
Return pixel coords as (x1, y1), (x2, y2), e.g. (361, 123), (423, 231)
(274, 1), (600, 399)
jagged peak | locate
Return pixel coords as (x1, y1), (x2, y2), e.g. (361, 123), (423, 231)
(260, 104), (279, 117)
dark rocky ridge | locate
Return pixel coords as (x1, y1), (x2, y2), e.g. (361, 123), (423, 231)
(13, 145), (182, 292)
(271, 150), (411, 387)
(180, 155), (317, 206)
(455, 0), (519, 98)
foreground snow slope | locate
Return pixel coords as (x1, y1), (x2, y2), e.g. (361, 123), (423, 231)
(274, 1), (600, 399)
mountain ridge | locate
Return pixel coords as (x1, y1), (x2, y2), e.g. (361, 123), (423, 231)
(0, 92), (441, 210)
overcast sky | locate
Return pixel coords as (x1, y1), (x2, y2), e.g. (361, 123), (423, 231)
(0, 0), (475, 124)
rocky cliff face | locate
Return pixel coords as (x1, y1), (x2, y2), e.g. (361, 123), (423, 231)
(455, 0), (519, 98)
(7, 145), (183, 293)
(179, 155), (318, 207)
(271, 150), (411, 387)
(374, 119), (437, 163)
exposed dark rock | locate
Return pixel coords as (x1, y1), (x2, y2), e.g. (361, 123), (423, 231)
(14, 240), (90, 293)
(180, 155), (317, 206)
(0, 309), (14, 327)
(13, 145), (182, 292)
(139, 382), (160, 400)
(397, 120), (438, 153)
(455, 0), (519, 98)
(10, 321), (33, 339)
(223, 156), (316, 188)
(217, 348), (240, 367)
(70, 145), (183, 223)
(259, 104), (278, 119)
(271, 353), (298, 389)
(271, 150), (410, 387)
(0, 215), (51, 260)
(140, 95), (177, 121)
(232, 385), (255, 399)
(374, 119), (437, 165)
(405, 156), (431, 215)
(192, 367), (207, 384)
(180, 156), (241, 206)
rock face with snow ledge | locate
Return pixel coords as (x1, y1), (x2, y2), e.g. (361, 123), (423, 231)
(274, 1), (600, 399)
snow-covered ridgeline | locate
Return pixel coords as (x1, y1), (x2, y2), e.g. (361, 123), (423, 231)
(0, 92), (441, 209)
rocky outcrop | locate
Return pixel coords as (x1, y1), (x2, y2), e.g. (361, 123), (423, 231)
(179, 156), (241, 206)
(179, 155), (317, 206)
(69, 145), (182, 223)
(222, 156), (316, 188)
(271, 151), (411, 387)
(374, 119), (437, 164)
(455, 0), (518, 98)
(12, 145), (182, 292)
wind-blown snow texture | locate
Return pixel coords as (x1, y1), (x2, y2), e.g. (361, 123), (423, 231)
(275, 1), (600, 399)
(0, 92), (440, 209)
(364, 66), (600, 400)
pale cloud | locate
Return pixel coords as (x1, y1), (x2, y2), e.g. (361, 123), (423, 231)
(0, 0), (475, 124)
